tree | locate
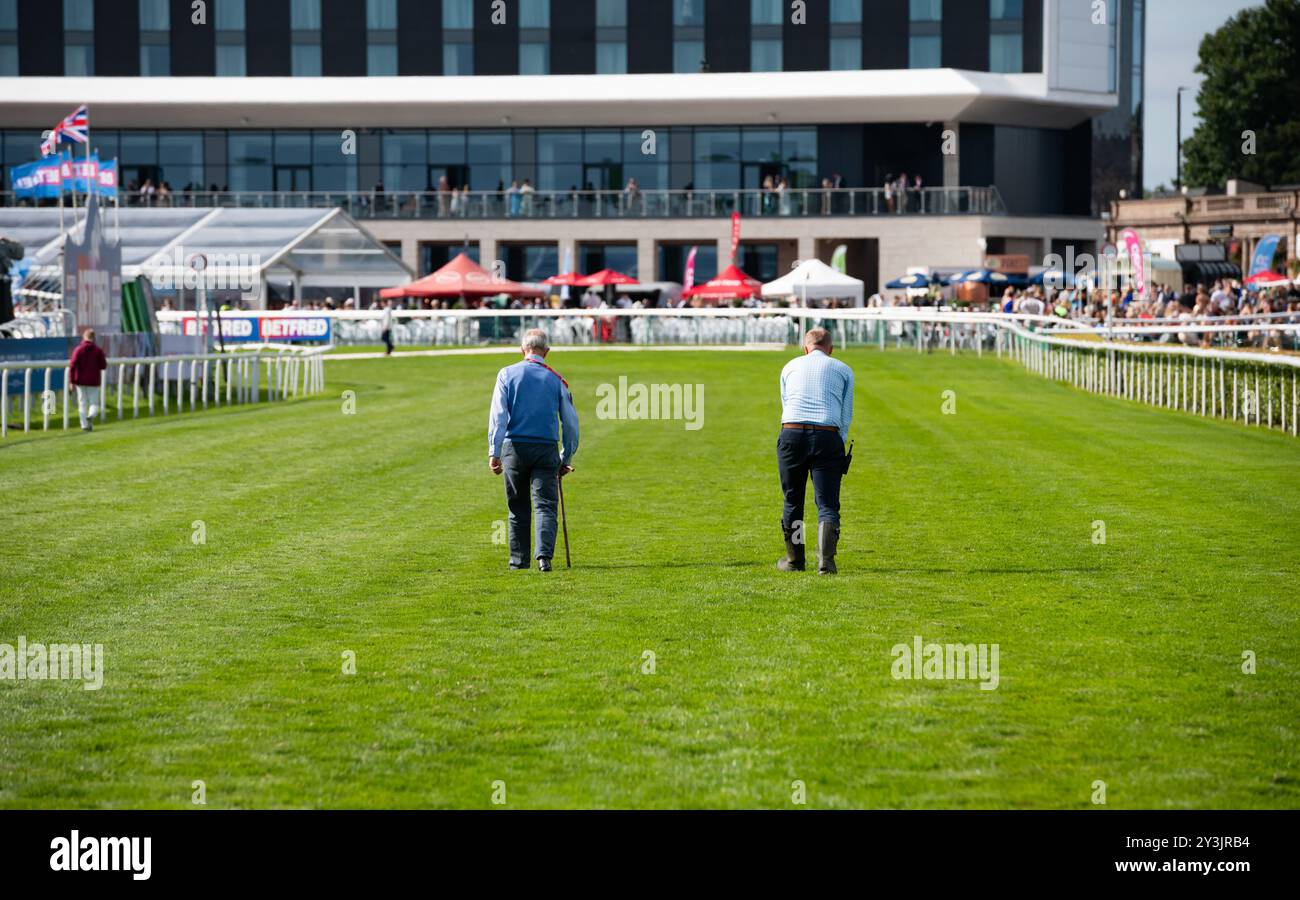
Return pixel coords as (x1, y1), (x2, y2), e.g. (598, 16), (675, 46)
(1181, 0), (1300, 188)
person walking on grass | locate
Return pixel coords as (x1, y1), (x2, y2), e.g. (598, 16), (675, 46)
(487, 329), (579, 572)
(776, 328), (854, 575)
(68, 328), (108, 432)
(381, 299), (395, 356)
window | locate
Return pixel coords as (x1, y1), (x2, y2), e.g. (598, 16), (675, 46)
(367, 0), (397, 75)
(989, 33), (1021, 73)
(444, 42), (472, 76)
(216, 44), (245, 76)
(520, 0), (549, 29)
(368, 44), (397, 76)
(751, 0), (782, 71)
(596, 40), (627, 74)
(290, 0), (321, 75)
(443, 0), (472, 30)
(519, 0), (549, 74)
(63, 0), (92, 31)
(520, 41), (549, 75)
(989, 0), (1022, 73)
(139, 0), (169, 75)
(290, 0), (321, 30)
(597, 0), (626, 28)
(444, 0), (472, 75)
(367, 0), (396, 29)
(830, 0), (861, 23)
(1, 0), (17, 76)
(64, 0), (93, 75)
(908, 0), (941, 69)
(673, 40), (703, 73)
(596, 0), (627, 73)
(215, 0), (245, 30)
(829, 37), (861, 70)
(751, 39), (781, 72)
(673, 0), (704, 27)
(140, 44), (170, 76)
(292, 44), (321, 76)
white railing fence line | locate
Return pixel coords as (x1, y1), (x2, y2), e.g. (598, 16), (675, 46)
(1, 345), (326, 439)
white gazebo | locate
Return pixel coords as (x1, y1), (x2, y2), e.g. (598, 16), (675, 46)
(761, 258), (865, 307)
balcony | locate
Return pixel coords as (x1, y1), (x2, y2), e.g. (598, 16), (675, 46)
(0, 187), (1007, 220)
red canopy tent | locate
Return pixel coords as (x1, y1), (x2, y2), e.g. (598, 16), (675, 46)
(380, 252), (542, 299)
(681, 264), (762, 301)
(581, 269), (639, 287)
(543, 271), (587, 286)
(1244, 270), (1290, 288)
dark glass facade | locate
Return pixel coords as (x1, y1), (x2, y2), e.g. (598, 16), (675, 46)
(1090, 0), (1144, 213)
(5, 0), (1044, 78)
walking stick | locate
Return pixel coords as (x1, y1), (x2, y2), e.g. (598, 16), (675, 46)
(557, 471), (572, 568)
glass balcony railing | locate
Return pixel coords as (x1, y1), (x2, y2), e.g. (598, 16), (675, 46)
(0, 186), (1007, 218)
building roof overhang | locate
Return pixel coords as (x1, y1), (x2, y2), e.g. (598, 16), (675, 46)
(0, 70), (1117, 131)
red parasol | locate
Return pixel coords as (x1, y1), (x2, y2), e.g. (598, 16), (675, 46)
(380, 253), (542, 299)
(681, 264), (762, 300)
(543, 271), (588, 286)
(581, 269), (639, 287)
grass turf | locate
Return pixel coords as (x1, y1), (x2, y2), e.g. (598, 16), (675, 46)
(1, 347), (1297, 809)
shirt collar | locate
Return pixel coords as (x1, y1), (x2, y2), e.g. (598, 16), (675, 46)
(524, 353), (545, 363)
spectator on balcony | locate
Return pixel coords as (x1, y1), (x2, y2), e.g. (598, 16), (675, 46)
(507, 180), (521, 217)
(821, 177), (832, 216)
(776, 175), (790, 215)
(140, 178), (156, 207)
(520, 179), (535, 216)
(913, 175), (924, 213)
(883, 174), (895, 214)
(437, 175), (451, 217)
(623, 177), (641, 214)
(761, 174), (775, 215)
(450, 183), (462, 217)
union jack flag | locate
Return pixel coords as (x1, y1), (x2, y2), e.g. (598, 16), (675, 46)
(40, 105), (89, 156)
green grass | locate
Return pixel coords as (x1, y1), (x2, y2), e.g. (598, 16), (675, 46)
(2, 348), (1297, 809)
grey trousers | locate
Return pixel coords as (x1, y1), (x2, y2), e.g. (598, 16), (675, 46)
(502, 440), (560, 566)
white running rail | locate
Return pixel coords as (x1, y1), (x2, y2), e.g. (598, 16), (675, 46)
(1, 345), (326, 439)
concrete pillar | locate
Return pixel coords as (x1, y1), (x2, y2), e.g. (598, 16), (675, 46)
(400, 238), (419, 275)
(480, 238), (499, 275)
(637, 237), (656, 281)
(717, 238), (731, 270)
(796, 236), (816, 266)
(942, 121), (960, 188)
(557, 237), (578, 275)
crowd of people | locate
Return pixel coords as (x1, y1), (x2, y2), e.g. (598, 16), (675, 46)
(881, 277), (1300, 351)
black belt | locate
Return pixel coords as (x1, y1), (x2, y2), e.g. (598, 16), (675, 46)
(782, 423), (838, 432)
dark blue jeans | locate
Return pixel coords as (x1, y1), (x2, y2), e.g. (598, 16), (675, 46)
(502, 440), (560, 566)
(777, 428), (845, 535)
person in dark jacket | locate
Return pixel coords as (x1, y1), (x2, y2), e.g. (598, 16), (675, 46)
(68, 329), (108, 432)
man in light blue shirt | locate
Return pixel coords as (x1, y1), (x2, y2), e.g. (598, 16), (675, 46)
(776, 328), (854, 575)
(488, 328), (580, 571)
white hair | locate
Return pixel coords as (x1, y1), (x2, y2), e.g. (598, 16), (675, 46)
(522, 328), (550, 354)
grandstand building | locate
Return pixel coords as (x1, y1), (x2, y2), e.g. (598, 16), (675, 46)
(0, 0), (1144, 300)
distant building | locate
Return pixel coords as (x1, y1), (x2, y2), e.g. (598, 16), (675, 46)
(0, 0), (1144, 295)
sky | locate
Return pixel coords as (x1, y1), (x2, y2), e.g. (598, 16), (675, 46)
(1142, 0), (1262, 190)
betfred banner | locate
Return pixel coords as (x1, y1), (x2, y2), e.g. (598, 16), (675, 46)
(181, 315), (331, 343)
(1120, 228), (1146, 296)
(9, 157), (63, 199)
(95, 158), (118, 199)
(1249, 234), (1281, 278)
(729, 212), (742, 264)
(683, 246), (698, 291)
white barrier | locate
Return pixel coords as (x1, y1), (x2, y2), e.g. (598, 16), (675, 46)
(0, 345), (326, 439)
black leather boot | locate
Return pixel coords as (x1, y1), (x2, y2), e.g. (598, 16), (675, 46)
(777, 522), (806, 572)
(818, 522), (839, 575)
